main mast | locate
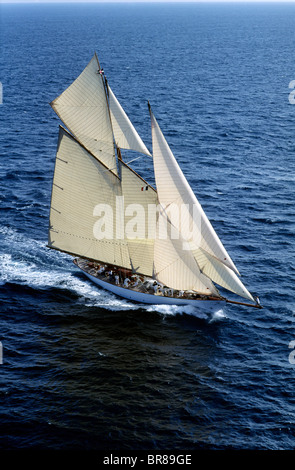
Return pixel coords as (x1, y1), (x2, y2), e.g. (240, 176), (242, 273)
(48, 54), (157, 277)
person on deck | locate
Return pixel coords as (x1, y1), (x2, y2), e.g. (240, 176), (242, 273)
(124, 278), (130, 287)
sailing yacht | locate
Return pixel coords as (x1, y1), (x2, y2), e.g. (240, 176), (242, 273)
(48, 54), (261, 310)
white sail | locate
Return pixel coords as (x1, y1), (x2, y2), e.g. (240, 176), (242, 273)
(48, 54), (259, 307)
(48, 127), (131, 269)
(193, 248), (254, 301)
(149, 106), (255, 301)
(120, 161), (157, 276)
(154, 208), (220, 295)
(50, 54), (117, 174)
(108, 85), (152, 156)
(149, 108), (239, 272)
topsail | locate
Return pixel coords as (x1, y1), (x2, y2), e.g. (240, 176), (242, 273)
(50, 55), (117, 174)
(108, 85), (152, 157)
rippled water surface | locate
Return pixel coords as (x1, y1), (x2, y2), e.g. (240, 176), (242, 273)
(0, 2), (295, 451)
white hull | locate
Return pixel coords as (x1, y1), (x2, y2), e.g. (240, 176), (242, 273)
(81, 268), (224, 312)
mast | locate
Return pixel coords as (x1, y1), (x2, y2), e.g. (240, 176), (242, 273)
(102, 72), (121, 175)
(100, 58), (152, 173)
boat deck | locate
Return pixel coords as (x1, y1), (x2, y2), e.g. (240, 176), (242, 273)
(74, 258), (220, 302)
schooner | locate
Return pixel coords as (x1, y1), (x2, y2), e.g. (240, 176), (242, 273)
(48, 54), (262, 310)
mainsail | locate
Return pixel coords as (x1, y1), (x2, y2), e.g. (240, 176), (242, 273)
(49, 54), (255, 304)
(48, 126), (131, 268)
(49, 55), (156, 276)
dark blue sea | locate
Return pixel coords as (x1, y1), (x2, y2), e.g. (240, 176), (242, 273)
(0, 1), (295, 458)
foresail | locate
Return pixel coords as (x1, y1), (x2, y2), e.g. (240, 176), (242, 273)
(149, 104), (256, 301)
(193, 248), (254, 301)
(108, 86), (152, 157)
(149, 106), (240, 275)
(50, 54), (117, 174)
(154, 208), (220, 295)
(48, 127), (131, 269)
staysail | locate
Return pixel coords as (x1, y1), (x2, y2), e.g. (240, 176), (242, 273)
(149, 104), (254, 302)
(154, 207), (220, 295)
(119, 160), (157, 277)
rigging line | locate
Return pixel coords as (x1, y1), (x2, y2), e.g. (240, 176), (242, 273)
(101, 148), (151, 173)
(124, 150), (153, 160)
(101, 153), (151, 175)
(102, 165), (118, 173)
(125, 156), (142, 165)
(133, 151), (153, 159)
(125, 151), (153, 164)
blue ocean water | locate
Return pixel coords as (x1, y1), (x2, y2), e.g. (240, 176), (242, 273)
(0, 1), (295, 453)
